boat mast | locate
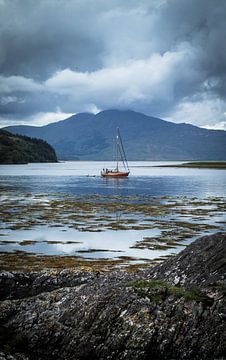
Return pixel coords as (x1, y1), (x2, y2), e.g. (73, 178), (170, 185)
(118, 130), (129, 172)
(116, 127), (119, 171)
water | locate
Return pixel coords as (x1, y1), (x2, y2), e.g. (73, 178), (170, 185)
(0, 161), (226, 197)
(0, 161), (225, 266)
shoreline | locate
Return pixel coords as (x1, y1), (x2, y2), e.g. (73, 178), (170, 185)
(155, 161), (226, 169)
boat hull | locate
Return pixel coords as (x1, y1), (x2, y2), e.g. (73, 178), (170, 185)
(101, 171), (129, 178)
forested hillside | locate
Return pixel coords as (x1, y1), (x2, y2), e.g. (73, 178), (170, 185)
(0, 130), (57, 164)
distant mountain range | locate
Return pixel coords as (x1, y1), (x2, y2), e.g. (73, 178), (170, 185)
(4, 110), (226, 160)
(0, 129), (57, 164)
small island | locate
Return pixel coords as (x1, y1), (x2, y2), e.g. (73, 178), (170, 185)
(0, 130), (57, 164)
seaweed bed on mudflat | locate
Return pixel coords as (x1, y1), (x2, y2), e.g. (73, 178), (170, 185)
(0, 191), (225, 271)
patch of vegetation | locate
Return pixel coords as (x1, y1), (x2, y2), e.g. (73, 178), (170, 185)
(0, 253), (140, 272)
(127, 280), (213, 305)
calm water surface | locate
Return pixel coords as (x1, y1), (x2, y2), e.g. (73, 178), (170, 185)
(0, 161), (226, 197)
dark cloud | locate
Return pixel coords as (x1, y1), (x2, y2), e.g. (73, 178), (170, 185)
(0, 0), (105, 78)
(0, 0), (226, 128)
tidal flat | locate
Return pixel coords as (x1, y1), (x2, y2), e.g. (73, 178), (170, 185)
(0, 190), (225, 271)
(157, 161), (226, 169)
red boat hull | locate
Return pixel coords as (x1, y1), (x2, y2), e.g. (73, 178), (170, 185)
(101, 171), (129, 177)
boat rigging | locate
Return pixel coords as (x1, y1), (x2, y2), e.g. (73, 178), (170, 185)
(101, 127), (130, 177)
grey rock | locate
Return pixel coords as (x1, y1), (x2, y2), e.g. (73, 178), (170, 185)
(0, 352), (28, 360)
(146, 232), (226, 288)
(0, 233), (225, 360)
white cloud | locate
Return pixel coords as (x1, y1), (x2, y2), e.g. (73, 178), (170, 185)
(1, 43), (223, 129)
(203, 121), (226, 130)
(1, 42), (225, 131)
(0, 110), (75, 128)
(167, 96), (226, 129)
(0, 75), (43, 93)
(29, 111), (76, 126)
(45, 46), (200, 113)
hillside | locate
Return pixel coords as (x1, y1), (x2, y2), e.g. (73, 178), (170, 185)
(4, 110), (226, 160)
(0, 130), (57, 164)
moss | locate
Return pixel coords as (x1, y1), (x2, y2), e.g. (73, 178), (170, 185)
(127, 280), (213, 305)
(128, 279), (166, 289)
(182, 287), (214, 305)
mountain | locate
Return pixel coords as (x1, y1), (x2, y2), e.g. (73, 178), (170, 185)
(0, 130), (57, 164)
(4, 110), (226, 160)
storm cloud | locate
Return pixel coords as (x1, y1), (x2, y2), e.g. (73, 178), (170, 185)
(0, 0), (226, 128)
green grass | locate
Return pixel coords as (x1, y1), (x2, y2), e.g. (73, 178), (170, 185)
(127, 280), (213, 305)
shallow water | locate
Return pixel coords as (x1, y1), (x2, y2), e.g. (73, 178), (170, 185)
(0, 161), (225, 268)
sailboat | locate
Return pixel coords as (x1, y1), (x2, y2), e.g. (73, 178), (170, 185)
(101, 127), (130, 177)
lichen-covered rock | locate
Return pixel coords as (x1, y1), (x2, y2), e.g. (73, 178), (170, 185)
(0, 269), (97, 300)
(146, 232), (226, 288)
(0, 233), (225, 359)
(0, 352), (29, 360)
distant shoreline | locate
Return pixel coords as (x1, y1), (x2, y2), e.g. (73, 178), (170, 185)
(155, 161), (226, 169)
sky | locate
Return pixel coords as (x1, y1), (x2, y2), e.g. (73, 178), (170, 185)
(0, 0), (226, 129)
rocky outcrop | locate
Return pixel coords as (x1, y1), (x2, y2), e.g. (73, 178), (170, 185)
(0, 270), (97, 301)
(0, 233), (225, 360)
(147, 232), (226, 287)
